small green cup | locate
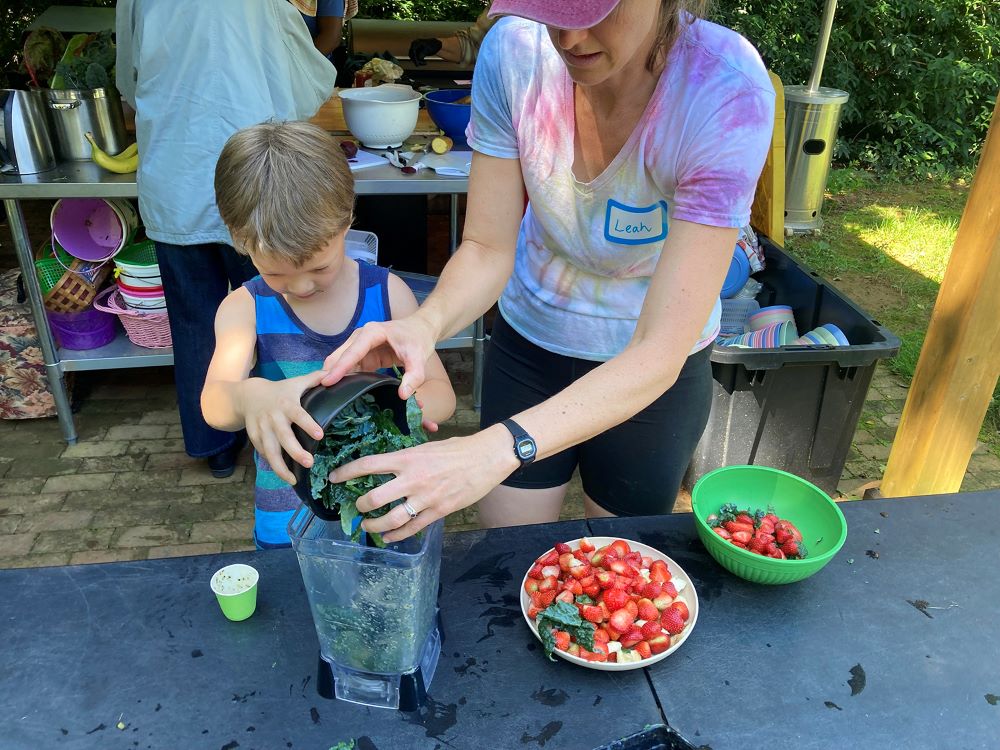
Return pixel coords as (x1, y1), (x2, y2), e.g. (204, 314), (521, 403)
(210, 563), (259, 621)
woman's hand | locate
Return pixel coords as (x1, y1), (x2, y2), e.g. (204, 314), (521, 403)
(240, 370), (328, 484)
(320, 315), (438, 400)
(328, 426), (519, 543)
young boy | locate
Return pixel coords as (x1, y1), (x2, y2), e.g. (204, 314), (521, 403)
(202, 121), (456, 548)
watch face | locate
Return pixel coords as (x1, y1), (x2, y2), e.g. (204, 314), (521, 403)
(515, 437), (536, 460)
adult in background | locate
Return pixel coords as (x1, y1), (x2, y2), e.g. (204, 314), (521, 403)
(291, 0), (357, 63)
(318, 0), (776, 542)
(116, 0), (336, 477)
(408, 2), (498, 68)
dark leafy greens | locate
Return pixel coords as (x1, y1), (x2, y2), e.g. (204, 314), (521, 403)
(536, 600), (595, 661)
(309, 393), (426, 546)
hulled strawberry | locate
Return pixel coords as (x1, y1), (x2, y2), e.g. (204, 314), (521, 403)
(661, 606), (685, 635)
(640, 619), (663, 640)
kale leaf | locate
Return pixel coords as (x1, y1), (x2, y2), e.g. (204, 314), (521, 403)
(309, 393), (426, 545)
(535, 600), (596, 661)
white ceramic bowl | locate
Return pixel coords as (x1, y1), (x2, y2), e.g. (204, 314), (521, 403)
(338, 84), (421, 149)
(520, 536), (698, 672)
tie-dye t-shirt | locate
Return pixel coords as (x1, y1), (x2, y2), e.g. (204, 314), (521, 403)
(467, 17), (775, 361)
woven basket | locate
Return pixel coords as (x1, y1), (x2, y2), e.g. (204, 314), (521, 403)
(93, 286), (172, 348)
(34, 241), (112, 314)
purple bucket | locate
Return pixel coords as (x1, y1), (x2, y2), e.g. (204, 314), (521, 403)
(47, 306), (116, 350)
(50, 198), (139, 262)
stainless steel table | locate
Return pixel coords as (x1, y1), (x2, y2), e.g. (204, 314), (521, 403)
(1, 157), (483, 443)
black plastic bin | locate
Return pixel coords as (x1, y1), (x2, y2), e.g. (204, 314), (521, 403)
(593, 724), (698, 750)
(683, 237), (900, 495)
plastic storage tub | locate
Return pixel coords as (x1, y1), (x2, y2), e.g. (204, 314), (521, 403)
(684, 237), (900, 495)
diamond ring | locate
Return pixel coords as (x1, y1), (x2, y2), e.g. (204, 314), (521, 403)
(402, 500), (419, 520)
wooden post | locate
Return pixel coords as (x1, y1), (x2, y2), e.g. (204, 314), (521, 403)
(881, 93), (1000, 497)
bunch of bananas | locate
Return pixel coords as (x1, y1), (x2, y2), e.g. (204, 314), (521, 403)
(84, 132), (138, 174)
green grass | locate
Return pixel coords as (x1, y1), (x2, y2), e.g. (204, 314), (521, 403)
(782, 167), (999, 437)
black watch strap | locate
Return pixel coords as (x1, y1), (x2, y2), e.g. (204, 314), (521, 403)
(500, 418), (537, 467)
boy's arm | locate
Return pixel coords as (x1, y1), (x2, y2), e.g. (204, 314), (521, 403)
(201, 289), (327, 483)
(386, 274), (457, 424)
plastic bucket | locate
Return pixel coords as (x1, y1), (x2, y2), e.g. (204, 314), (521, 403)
(47, 306), (116, 350)
(114, 240), (161, 288)
(116, 280), (166, 312)
(50, 198), (139, 263)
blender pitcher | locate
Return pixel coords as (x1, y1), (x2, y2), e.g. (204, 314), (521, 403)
(288, 505), (443, 710)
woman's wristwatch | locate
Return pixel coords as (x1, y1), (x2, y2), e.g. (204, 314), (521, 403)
(500, 418), (537, 467)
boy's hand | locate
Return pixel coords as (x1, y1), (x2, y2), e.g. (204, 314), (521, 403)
(240, 370), (327, 485)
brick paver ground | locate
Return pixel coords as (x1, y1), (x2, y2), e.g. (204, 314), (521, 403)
(0, 355), (995, 570)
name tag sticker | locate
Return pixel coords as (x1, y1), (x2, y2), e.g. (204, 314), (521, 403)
(604, 200), (669, 245)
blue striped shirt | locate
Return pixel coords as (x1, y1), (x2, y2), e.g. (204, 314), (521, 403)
(245, 260), (391, 548)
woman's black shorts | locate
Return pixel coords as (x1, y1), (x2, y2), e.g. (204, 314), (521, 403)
(480, 313), (713, 516)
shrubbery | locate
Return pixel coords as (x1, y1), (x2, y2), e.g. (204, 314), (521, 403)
(4, 0), (995, 171)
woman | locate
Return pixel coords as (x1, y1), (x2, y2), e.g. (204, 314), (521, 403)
(318, 0), (775, 541)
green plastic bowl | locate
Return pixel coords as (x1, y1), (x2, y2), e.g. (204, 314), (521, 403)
(691, 465), (848, 584)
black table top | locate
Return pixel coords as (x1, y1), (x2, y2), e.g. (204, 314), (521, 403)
(2, 493), (998, 750)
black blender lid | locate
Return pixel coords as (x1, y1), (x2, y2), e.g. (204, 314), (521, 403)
(286, 372), (405, 521)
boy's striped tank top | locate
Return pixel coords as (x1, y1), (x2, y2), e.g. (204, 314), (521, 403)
(244, 260), (391, 548)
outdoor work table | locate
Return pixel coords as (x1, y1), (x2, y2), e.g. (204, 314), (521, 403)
(1, 492), (997, 749)
(0, 155), (477, 445)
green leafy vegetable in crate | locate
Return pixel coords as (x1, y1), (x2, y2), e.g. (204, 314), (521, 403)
(309, 393), (427, 546)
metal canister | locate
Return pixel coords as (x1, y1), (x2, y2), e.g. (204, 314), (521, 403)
(44, 87), (127, 161)
(783, 85), (849, 233)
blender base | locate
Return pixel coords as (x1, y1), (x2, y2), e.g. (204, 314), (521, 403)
(316, 622), (441, 711)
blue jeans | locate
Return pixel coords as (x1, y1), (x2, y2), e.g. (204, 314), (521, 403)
(154, 242), (256, 458)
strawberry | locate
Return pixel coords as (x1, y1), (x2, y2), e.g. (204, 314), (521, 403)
(590, 546), (609, 566)
(775, 520), (803, 542)
(774, 527), (793, 545)
(735, 512), (755, 526)
(769, 548), (787, 560)
(609, 608), (634, 634)
(780, 539), (808, 559)
(579, 537), (596, 553)
(669, 600), (689, 622)
(624, 551), (643, 569)
(582, 605), (604, 624)
(537, 575), (558, 592)
(620, 627), (644, 648)
(757, 520), (775, 535)
(731, 530), (752, 545)
(647, 634), (670, 654)
(652, 592), (674, 611)
(558, 552), (576, 572)
(660, 581), (678, 599)
(609, 539), (631, 557)
(573, 549), (590, 564)
(748, 535), (769, 555)
(605, 625), (622, 642)
(602, 588), (629, 612)
(641, 619), (663, 640)
(540, 564), (560, 579)
(607, 559), (631, 576)
(611, 575), (632, 590)
(587, 643), (609, 662)
(635, 641), (653, 659)
(764, 512), (779, 525)
(607, 652), (618, 663)
(593, 628), (611, 644)
(640, 556), (653, 569)
(528, 563), (544, 580)
(724, 520), (754, 535)
(713, 527), (733, 540)
(555, 590), (575, 604)
(566, 642), (580, 657)
(527, 605), (540, 619)
(554, 630), (571, 651)
(598, 600), (611, 622)
(568, 561), (592, 580)
(648, 560), (671, 583)
(583, 583), (601, 599)
(555, 542), (572, 555)
(640, 581), (662, 599)
(537, 550), (559, 567)
(637, 598), (659, 622)
(595, 570), (616, 589)
(624, 600), (639, 618)
(563, 578), (583, 596)
(661, 607), (685, 635)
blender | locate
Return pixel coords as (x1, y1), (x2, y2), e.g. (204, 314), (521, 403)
(286, 374), (443, 710)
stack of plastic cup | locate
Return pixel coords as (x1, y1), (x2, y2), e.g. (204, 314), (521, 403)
(793, 323), (849, 346)
(721, 320), (798, 348)
(748, 305), (795, 331)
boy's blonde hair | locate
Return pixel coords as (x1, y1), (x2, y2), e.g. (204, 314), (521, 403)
(215, 120), (354, 265)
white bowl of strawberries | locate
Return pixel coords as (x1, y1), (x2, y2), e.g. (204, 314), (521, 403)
(520, 537), (698, 671)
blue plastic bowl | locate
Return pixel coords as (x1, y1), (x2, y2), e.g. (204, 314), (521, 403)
(423, 89), (471, 145)
(721, 248), (751, 299)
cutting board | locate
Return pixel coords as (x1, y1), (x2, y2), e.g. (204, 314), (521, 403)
(309, 91), (439, 136)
